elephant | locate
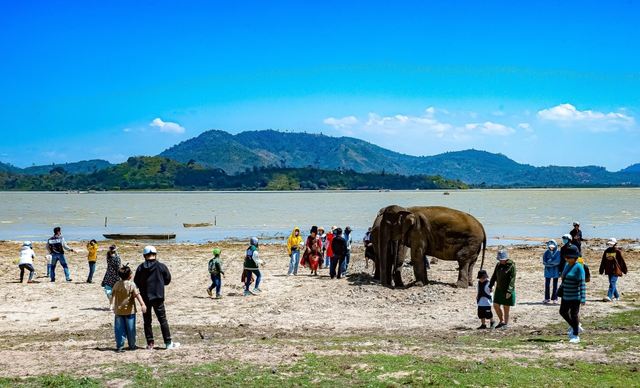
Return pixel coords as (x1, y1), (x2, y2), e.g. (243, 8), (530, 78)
(375, 205), (486, 288)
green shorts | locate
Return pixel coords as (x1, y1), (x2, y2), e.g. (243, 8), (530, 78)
(494, 289), (516, 306)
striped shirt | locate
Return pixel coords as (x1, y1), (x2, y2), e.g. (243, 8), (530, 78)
(560, 263), (586, 303)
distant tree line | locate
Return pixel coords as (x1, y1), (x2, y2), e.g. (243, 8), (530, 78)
(0, 156), (468, 191)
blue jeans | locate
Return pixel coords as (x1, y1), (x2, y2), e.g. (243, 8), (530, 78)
(47, 264), (51, 278)
(87, 261), (96, 282)
(288, 250), (300, 275)
(545, 277), (558, 301)
(244, 269), (262, 291)
(114, 314), (137, 350)
(607, 275), (619, 299)
(209, 274), (222, 295)
(50, 253), (71, 282)
(341, 251), (351, 275)
(325, 255), (331, 268)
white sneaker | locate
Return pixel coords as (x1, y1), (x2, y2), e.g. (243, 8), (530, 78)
(566, 324), (583, 333)
(569, 335), (580, 344)
(603, 296), (612, 302)
(165, 342), (180, 349)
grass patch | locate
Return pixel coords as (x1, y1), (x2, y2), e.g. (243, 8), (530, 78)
(2, 355), (639, 387)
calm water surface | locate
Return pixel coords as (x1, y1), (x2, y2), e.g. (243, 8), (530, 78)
(1, 189), (639, 244)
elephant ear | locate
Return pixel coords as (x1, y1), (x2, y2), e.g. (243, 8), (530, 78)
(400, 211), (415, 235)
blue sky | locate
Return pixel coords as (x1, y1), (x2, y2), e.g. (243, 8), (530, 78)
(1, 0), (639, 171)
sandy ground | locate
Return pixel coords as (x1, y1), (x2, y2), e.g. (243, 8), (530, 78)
(0, 238), (639, 379)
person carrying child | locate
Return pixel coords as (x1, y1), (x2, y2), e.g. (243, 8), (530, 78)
(207, 248), (225, 299)
(112, 265), (147, 351)
(18, 241), (36, 283)
(476, 269), (495, 329)
(134, 245), (180, 350)
(86, 239), (98, 283)
(243, 237), (266, 296)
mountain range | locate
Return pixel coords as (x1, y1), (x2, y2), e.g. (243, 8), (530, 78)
(2, 129), (640, 187)
(159, 129), (640, 186)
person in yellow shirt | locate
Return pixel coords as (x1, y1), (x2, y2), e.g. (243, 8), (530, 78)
(87, 239), (98, 283)
(286, 227), (303, 276)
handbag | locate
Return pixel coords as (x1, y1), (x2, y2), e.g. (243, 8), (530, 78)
(556, 284), (564, 298)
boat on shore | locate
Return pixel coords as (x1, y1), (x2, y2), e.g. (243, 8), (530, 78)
(183, 222), (213, 228)
(103, 233), (176, 240)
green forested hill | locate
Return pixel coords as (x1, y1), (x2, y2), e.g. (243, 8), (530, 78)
(0, 159), (113, 175)
(0, 156), (467, 191)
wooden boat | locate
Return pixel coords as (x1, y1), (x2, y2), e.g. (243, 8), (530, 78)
(183, 222), (213, 228)
(443, 191), (450, 195)
(103, 233), (176, 240)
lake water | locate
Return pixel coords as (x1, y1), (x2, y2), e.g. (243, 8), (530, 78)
(1, 189), (639, 245)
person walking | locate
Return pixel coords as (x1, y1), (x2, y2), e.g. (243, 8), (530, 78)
(86, 239), (98, 283)
(599, 237), (628, 302)
(207, 249), (225, 299)
(134, 245), (180, 350)
(330, 227), (348, 279)
(489, 249), (516, 329)
(363, 227), (375, 273)
(341, 226), (353, 276)
(542, 239), (561, 304)
(559, 245), (586, 344)
(46, 226), (75, 282)
(101, 244), (121, 309)
(286, 227), (303, 276)
(303, 226), (322, 276)
(243, 237), (266, 295)
(17, 241), (36, 283)
(570, 222), (583, 255)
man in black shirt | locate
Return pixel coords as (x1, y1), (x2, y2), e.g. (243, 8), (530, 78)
(330, 228), (348, 279)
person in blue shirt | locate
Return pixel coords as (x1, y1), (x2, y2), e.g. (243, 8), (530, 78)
(542, 239), (561, 304)
(559, 245), (586, 344)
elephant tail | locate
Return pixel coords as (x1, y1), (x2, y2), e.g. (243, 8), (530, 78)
(480, 234), (486, 270)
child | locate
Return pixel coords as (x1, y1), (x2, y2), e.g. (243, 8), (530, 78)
(207, 248), (225, 299)
(112, 266), (147, 351)
(18, 241), (36, 283)
(476, 269), (495, 329)
(45, 254), (52, 278)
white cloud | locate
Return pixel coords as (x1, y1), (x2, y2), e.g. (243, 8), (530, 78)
(518, 123), (533, 132)
(365, 113), (454, 134)
(149, 118), (185, 134)
(123, 128), (132, 132)
(466, 122), (516, 136)
(322, 116), (358, 128)
(537, 104), (635, 132)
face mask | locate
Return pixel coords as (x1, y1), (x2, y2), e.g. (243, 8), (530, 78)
(562, 238), (569, 244)
(548, 245), (555, 250)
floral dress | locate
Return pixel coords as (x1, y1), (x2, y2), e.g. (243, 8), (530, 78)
(100, 252), (121, 288)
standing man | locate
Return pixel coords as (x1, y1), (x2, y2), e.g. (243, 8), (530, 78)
(134, 246), (180, 350)
(46, 227), (74, 282)
(330, 227), (348, 279)
(569, 222), (583, 255)
(341, 226), (353, 276)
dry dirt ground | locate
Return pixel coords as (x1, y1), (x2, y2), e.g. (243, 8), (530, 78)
(0, 238), (639, 379)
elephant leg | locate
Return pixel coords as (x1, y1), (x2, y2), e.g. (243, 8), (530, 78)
(410, 246), (427, 286)
(467, 257), (478, 286)
(393, 267), (404, 287)
(456, 259), (470, 288)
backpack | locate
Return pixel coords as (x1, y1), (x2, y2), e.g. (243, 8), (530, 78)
(208, 259), (220, 274)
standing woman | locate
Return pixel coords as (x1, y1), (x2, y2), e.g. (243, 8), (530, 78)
(86, 239), (98, 283)
(559, 245), (586, 344)
(542, 239), (561, 304)
(599, 237), (628, 302)
(303, 226), (322, 276)
(101, 244), (121, 308)
(286, 227), (303, 276)
(489, 249), (516, 329)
